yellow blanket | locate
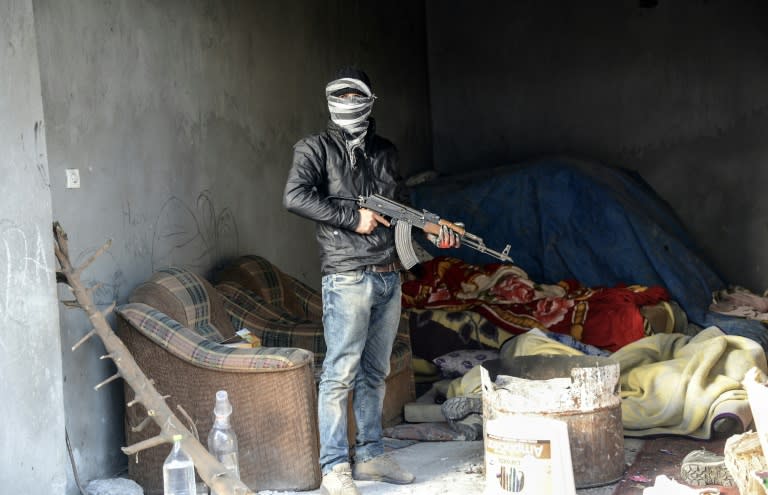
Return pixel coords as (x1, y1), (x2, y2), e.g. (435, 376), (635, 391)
(451, 327), (768, 438)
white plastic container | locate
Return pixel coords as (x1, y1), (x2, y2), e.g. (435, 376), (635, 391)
(484, 415), (575, 495)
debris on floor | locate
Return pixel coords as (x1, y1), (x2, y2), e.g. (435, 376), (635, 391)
(85, 477), (143, 495)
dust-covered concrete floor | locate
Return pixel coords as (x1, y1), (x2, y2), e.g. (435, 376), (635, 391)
(255, 438), (645, 495)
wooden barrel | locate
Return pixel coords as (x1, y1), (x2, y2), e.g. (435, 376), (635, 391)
(481, 355), (624, 489)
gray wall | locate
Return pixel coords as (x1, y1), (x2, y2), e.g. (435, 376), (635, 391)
(9, 0), (768, 491)
(0, 0), (69, 492)
(426, 0), (768, 292)
(31, 0), (432, 490)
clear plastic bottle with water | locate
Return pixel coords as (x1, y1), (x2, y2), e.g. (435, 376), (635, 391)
(207, 390), (240, 495)
(163, 434), (196, 495)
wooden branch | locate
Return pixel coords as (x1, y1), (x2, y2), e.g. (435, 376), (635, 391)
(94, 372), (121, 391)
(123, 434), (169, 456)
(52, 222), (253, 495)
(73, 239), (112, 278)
(71, 329), (96, 351)
(131, 416), (153, 433)
(101, 301), (116, 316)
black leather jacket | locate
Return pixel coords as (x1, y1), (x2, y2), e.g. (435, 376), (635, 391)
(284, 119), (406, 275)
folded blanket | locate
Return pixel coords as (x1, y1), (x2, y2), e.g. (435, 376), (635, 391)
(468, 328), (767, 438)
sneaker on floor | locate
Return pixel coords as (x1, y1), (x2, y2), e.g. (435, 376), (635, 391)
(447, 412), (483, 440)
(679, 449), (735, 487)
(321, 462), (361, 495)
(353, 455), (415, 484)
(441, 396), (482, 421)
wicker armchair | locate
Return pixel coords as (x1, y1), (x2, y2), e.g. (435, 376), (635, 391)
(213, 255), (416, 428)
(115, 267), (321, 495)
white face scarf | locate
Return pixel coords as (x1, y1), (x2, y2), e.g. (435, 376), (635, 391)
(325, 77), (376, 166)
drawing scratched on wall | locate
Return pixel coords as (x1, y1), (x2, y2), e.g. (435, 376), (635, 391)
(0, 220), (51, 335)
(151, 190), (239, 272)
(33, 120), (50, 188)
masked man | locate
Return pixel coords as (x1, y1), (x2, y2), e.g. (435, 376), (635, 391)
(283, 66), (457, 495)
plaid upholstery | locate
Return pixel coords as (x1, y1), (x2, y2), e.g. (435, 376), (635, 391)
(241, 255), (284, 305)
(389, 313), (413, 377)
(283, 273), (324, 322)
(388, 341), (410, 377)
(117, 266), (322, 492)
(215, 255), (323, 321)
(217, 282), (326, 368)
(216, 256), (416, 426)
(131, 267), (225, 340)
(116, 303), (312, 370)
(216, 278), (412, 379)
(218, 281), (309, 325)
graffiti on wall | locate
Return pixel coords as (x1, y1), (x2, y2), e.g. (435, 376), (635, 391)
(0, 220), (52, 333)
(151, 190), (239, 272)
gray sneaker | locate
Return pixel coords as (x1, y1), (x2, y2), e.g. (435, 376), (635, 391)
(447, 412), (483, 440)
(441, 396), (482, 421)
(353, 455), (415, 484)
(321, 462), (361, 495)
(679, 449), (735, 487)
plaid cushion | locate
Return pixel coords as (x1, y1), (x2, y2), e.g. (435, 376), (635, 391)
(219, 282), (413, 377)
(145, 267), (223, 340)
(389, 339), (411, 376)
(240, 255), (285, 306)
(229, 255), (324, 322)
(216, 281), (307, 324)
(280, 272), (323, 322)
(216, 256), (415, 384)
(116, 303), (313, 370)
(217, 282), (326, 370)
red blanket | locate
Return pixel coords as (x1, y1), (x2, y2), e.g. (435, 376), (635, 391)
(402, 257), (669, 352)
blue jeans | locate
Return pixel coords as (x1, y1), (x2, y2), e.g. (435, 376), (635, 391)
(318, 269), (402, 473)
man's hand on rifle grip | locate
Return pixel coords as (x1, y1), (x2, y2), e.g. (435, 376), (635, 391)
(355, 208), (390, 234)
(428, 223), (462, 249)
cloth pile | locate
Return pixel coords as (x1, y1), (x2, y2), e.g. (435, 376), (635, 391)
(403, 256), (670, 352)
(447, 327), (767, 438)
(409, 159), (768, 351)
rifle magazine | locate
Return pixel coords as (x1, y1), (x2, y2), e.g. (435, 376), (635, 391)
(394, 221), (420, 270)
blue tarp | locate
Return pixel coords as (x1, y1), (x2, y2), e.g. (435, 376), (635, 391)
(410, 158), (768, 350)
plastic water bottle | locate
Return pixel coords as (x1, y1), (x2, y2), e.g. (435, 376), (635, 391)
(207, 390), (240, 495)
(163, 434), (196, 495)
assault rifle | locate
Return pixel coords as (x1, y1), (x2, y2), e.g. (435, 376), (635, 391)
(355, 193), (513, 269)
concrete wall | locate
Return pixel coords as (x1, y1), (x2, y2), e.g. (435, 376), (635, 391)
(11, 0), (768, 490)
(0, 0), (69, 493)
(426, 0), (768, 291)
(31, 0), (432, 490)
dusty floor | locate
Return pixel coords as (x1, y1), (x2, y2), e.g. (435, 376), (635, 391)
(255, 438), (645, 495)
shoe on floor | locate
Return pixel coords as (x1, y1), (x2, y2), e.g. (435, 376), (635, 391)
(353, 455), (415, 484)
(321, 462), (361, 495)
(679, 449), (735, 487)
(447, 412), (483, 440)
(441, 396), (482, 421)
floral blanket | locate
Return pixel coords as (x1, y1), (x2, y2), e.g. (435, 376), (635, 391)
(403, 256), (670, 352)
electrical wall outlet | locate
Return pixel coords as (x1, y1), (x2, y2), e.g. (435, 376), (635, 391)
(65, 168), (80, 189)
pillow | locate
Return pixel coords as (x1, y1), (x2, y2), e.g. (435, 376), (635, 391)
(432, 349), (499, 378)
